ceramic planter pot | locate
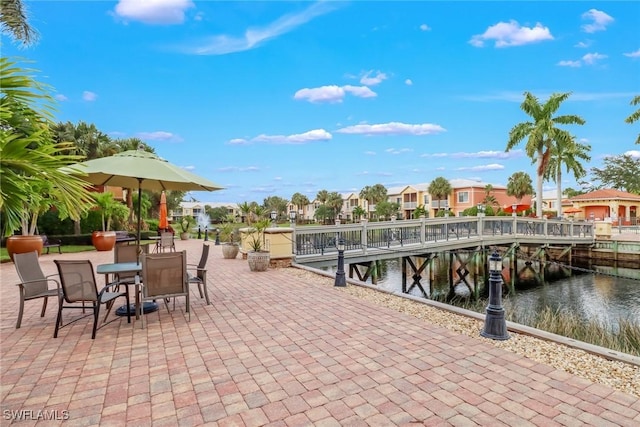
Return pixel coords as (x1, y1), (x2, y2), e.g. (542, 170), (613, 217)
(180, 232), (189, 240)
(247, 251), (270, 271)
(6, 235), (44, 261)
(221, 243), (239, 259)
(92, 231), (116, 251)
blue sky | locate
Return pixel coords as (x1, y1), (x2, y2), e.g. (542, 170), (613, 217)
(5, 1), (640, 204)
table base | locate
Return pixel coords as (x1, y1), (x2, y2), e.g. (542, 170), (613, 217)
(116, 302), (159, 316)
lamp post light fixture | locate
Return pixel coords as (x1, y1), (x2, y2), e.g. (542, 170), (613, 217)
(477, 204), (485, 217)
(204, 226), (209, 241)
(289, 210), (296, 225)
(270, 210), (277, 227)
(480, 250), (510, 340)
(334, 237), (346, 287)
(214, 228), (220, 245)
(512, 203), (518, 217)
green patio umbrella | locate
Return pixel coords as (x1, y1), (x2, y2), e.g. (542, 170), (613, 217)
(63, 148), (223, 246)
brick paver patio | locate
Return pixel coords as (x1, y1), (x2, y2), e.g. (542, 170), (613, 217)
(1, 239), (639, 426)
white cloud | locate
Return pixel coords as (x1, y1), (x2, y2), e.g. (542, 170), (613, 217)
(469, 20), (553, 48)
(574, 40), (592, 48)
(136, 131), (182, 142)
(294, 85), (376, 103)
(624, 48), (640, 58)
(625, 150), (640, 159)
(420, 24), (431, 31)
(55, 94), (68, 101)
(182, 165), (195, 171)
(455, 164), (505, 171)
(364, 151), (376, 155)
(217, 166), (261, 172)
(82, 91), (97, 101)
(359, 70), (387, 86)
(581, 9), (614, 33)
(229, 129), (332, 145)
(384, 148), (413, 155)
(451, 150), (522, 159)
(114, 0), (194, 25)
(343, 85), (377, 98)
(405, 79), (413, 86)
(336, 122), (446, 136)
(582, 52), (607, 65)
(185, 2), (338, 55)
(557, 60), (582, 67)
(420, 153), (448, 158)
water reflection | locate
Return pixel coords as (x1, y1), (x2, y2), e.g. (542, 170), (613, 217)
(326, 257), (640, 328)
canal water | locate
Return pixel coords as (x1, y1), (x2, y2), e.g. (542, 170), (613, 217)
(326, 257), (640, 330)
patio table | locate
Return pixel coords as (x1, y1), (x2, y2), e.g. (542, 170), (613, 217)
(96, 262), (158, 316)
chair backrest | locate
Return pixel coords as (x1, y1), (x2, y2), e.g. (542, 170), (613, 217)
(14, 251), (49, 298)
(54, 260), (98, 303)
(141, 251), (187, 299)
(114, 244), (148, 281)
(196, 244), (210, 279)
(159, 232), (173, 249)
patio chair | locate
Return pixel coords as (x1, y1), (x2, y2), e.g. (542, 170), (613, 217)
(13, 251), (61, 329)
(139, 251), (190, 328)
(158, 231), (175, 253)
(53, 259), (131, 339)
(187, 244), (211, 305)
(114, 243), (148, 285)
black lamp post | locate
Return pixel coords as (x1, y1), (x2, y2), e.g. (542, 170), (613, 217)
(204, 226), (209, 241)
(270, 210), (277, 227)
(214, 228), (220, 245)
(481, 250), (510, 340)
(197, 225), (202, 239)
(334, 237), (346, 287)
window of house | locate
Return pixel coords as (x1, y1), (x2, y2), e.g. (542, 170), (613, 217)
(423, 195), (429, 204)
(457, 192), (469, 203)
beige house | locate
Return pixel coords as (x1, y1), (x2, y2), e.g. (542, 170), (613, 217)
(569, 189), (640, 224)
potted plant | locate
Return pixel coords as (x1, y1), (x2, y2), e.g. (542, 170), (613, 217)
(219, 215), (240, 259)
(1, 59), (93, 260)
(246, 218), (271, 271)
(179, 215), (195, 240)
(91, 192), (129, 251)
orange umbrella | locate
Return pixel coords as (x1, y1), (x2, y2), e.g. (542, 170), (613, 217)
(159, 191), (168, 229)
(503, 203), (530, 214)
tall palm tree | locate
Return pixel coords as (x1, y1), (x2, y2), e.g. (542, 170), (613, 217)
(506, 171), (534, 204)
(506, 92), (586, 217)
(625, 95), (640, 144)
(544, 137), (591, 218)
(238, 201), (253, 225)
(316, 189), (330, 205)
(427, 177), (452, 214)
(290, 192), (309, 219)
(359, 184), (387, 219)
(1, 0), (38, 46)
(482, 184), (498, 208)
(326, 191), (344, 219)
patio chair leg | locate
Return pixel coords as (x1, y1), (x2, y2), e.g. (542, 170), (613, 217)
(53, 295), (63, 338)
(92, 303), (99, 339)
(16, 295), (25, 329)
(40, 297), (48, 317)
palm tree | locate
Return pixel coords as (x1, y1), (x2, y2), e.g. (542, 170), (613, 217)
(352, 205), (366, 222)
(326, 191), (344, 220)
(506, 92), (586, 217)
(238, 201), (253, 225)
(290, 192), (309, 219)
(316, 189), (330, 205)
(544, 137), (591, 218)
(1, 58), (93, 236)
(625, 95), (640, 144)
(506, 171), (534, 207)
(0, 0), (39, 46)
(482, 184), (499, 209)
(427, 177), (452, 215)
(359, 184), (387, 219)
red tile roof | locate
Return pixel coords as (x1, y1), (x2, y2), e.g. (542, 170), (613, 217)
(570, 189), (640, 201)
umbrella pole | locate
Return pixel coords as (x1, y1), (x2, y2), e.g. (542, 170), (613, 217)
(136, 179), (142, 255)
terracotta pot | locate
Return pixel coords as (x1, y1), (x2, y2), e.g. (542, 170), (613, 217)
(180, 232), (190, 240)
(91, 231), (116, 251)
(221, 243), (239, 259)
(6, 235), (44, 261)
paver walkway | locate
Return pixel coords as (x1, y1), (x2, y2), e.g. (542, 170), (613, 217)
(1, 239), (639, 426)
